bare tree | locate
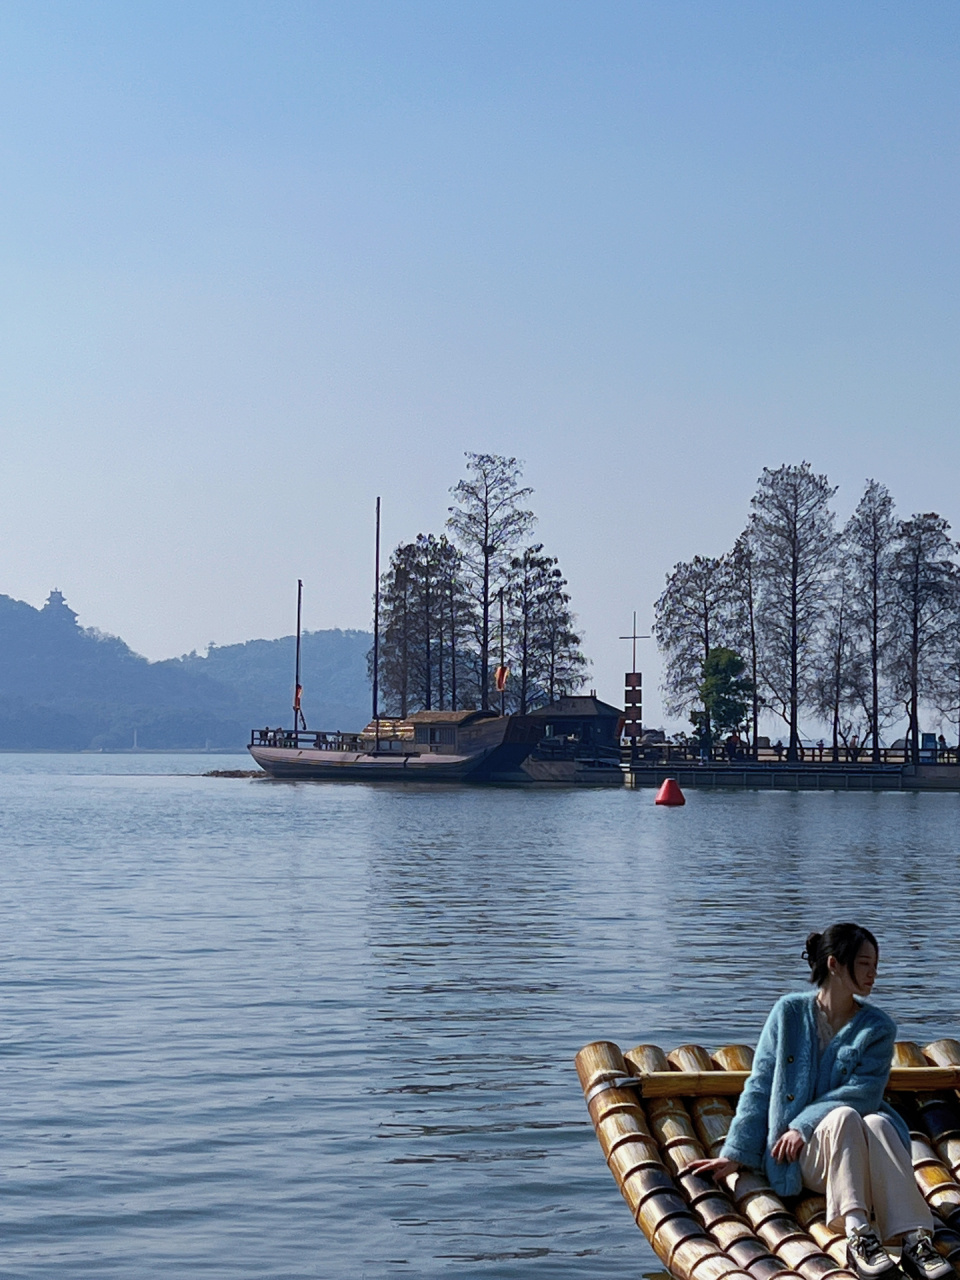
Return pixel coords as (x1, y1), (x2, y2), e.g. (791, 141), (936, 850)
(407, 534), (467, 711)
(540, 598), (589, 705)
(885, 513), (959, 764)
(654, 555), (729, 748)
(810, 562), (867, 760)
(507, 545), (587, 712)
(374, 535), (476, 715)
(845, 480), (897, 761)
(931, 607), (960, 755)
(750, 463), (837, 761)
(447, 454), (535, 710)
(375, 543), (416, 717)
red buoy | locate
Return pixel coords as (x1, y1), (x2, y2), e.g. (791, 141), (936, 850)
(655, 777), (685, 806)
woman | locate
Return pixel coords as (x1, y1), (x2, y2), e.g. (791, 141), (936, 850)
(689, 923), (950, 1280)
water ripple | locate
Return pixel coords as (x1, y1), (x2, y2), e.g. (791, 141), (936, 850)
(1, 760), (959, 1276)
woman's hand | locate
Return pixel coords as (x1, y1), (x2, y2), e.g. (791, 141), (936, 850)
(771, 1129), (805, 1163)
(686, 1157), (740, 1180)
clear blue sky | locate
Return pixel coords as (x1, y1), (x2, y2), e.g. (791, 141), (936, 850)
(2, 2), (958, 728)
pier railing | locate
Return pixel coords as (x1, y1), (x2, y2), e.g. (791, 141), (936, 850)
(621, 742), (960, 766)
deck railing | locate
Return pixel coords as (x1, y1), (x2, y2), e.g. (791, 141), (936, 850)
(249, 727), (415, 753)
(250, 728), (365, 751)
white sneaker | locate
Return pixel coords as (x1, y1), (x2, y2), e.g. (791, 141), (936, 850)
(901, 1230), (952, 1280)
(846, 1227), (902, 1280)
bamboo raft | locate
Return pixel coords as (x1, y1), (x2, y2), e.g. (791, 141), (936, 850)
(576, 1037), (960, 1280)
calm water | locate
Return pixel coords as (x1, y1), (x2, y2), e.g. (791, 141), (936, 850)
(1, 756), (960, 1278)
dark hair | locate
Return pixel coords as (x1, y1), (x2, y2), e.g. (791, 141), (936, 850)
(803, 923), (878, 986)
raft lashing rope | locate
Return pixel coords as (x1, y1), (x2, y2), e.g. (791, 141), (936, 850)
(575, 1038), (960, 1280)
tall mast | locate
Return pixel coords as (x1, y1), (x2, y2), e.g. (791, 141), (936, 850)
(373, 496), (381, 750)
(499, 586), (506, 717)
(293, 578), (304, 731)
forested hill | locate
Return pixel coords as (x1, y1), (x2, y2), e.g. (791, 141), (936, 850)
(0, 590), (372, 750)
(164, 630), (372, 735)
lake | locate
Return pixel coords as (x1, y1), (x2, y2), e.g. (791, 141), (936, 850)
(1, 755), (959, 1278)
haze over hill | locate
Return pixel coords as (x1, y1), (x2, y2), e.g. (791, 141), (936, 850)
(0, 591), (371, 750)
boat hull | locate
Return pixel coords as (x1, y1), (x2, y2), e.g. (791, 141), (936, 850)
(248, 743), (497, 781)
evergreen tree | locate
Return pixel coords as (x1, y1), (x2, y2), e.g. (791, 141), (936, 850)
(697, 647), (754, 741)
(726, 532), (761, 750)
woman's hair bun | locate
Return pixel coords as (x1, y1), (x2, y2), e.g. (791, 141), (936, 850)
(803, 931), (822, 968)
(803, 923), (878, 987)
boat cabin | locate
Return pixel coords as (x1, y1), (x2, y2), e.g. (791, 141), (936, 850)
(527, 694), (622, 752)
(407, 709), (499, 751)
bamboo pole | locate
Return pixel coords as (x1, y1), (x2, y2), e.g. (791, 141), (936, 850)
(621, 1065), (960, 1098)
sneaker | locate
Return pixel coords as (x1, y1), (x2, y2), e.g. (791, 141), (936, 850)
(901, 1230), (953, 1280)
(846, 1227), (902, 1280)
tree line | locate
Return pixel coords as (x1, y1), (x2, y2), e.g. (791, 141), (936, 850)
(373, 453), (588, 717)
(654, 463), (960, 764)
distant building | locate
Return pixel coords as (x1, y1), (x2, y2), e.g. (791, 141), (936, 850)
(42, 589), (79, 626)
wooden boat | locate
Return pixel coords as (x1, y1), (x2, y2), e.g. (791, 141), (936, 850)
(248, 709), (542, 781)
(249, 521), (558, 784)
(576, 1037), (960, 1280)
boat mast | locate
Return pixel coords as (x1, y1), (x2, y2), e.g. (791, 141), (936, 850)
(293, 578), (304, 732)
(373, 496), (381, 750)
(499, 586), (506, 717)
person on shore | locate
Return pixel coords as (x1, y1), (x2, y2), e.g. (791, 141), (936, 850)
(688, 923), (950, 1280)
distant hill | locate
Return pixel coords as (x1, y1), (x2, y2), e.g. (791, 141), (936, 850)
(164, 630), (372, 735)
(0, 590), (372, 750)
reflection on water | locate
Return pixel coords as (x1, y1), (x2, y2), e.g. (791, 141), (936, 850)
(0, 760), (958, 1277)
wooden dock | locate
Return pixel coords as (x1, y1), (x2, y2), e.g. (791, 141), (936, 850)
(621, 760), (960, 792)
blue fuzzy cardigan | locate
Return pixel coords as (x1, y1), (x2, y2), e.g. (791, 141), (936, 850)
(720, 991), (910, 1196)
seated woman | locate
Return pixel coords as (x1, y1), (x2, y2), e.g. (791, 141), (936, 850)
(689, 923), (951, 1280)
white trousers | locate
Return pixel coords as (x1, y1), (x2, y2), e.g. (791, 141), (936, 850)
(798, 1106), (932, 1242)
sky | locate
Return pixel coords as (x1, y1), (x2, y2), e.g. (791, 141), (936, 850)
(1, 1), (959, 729)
